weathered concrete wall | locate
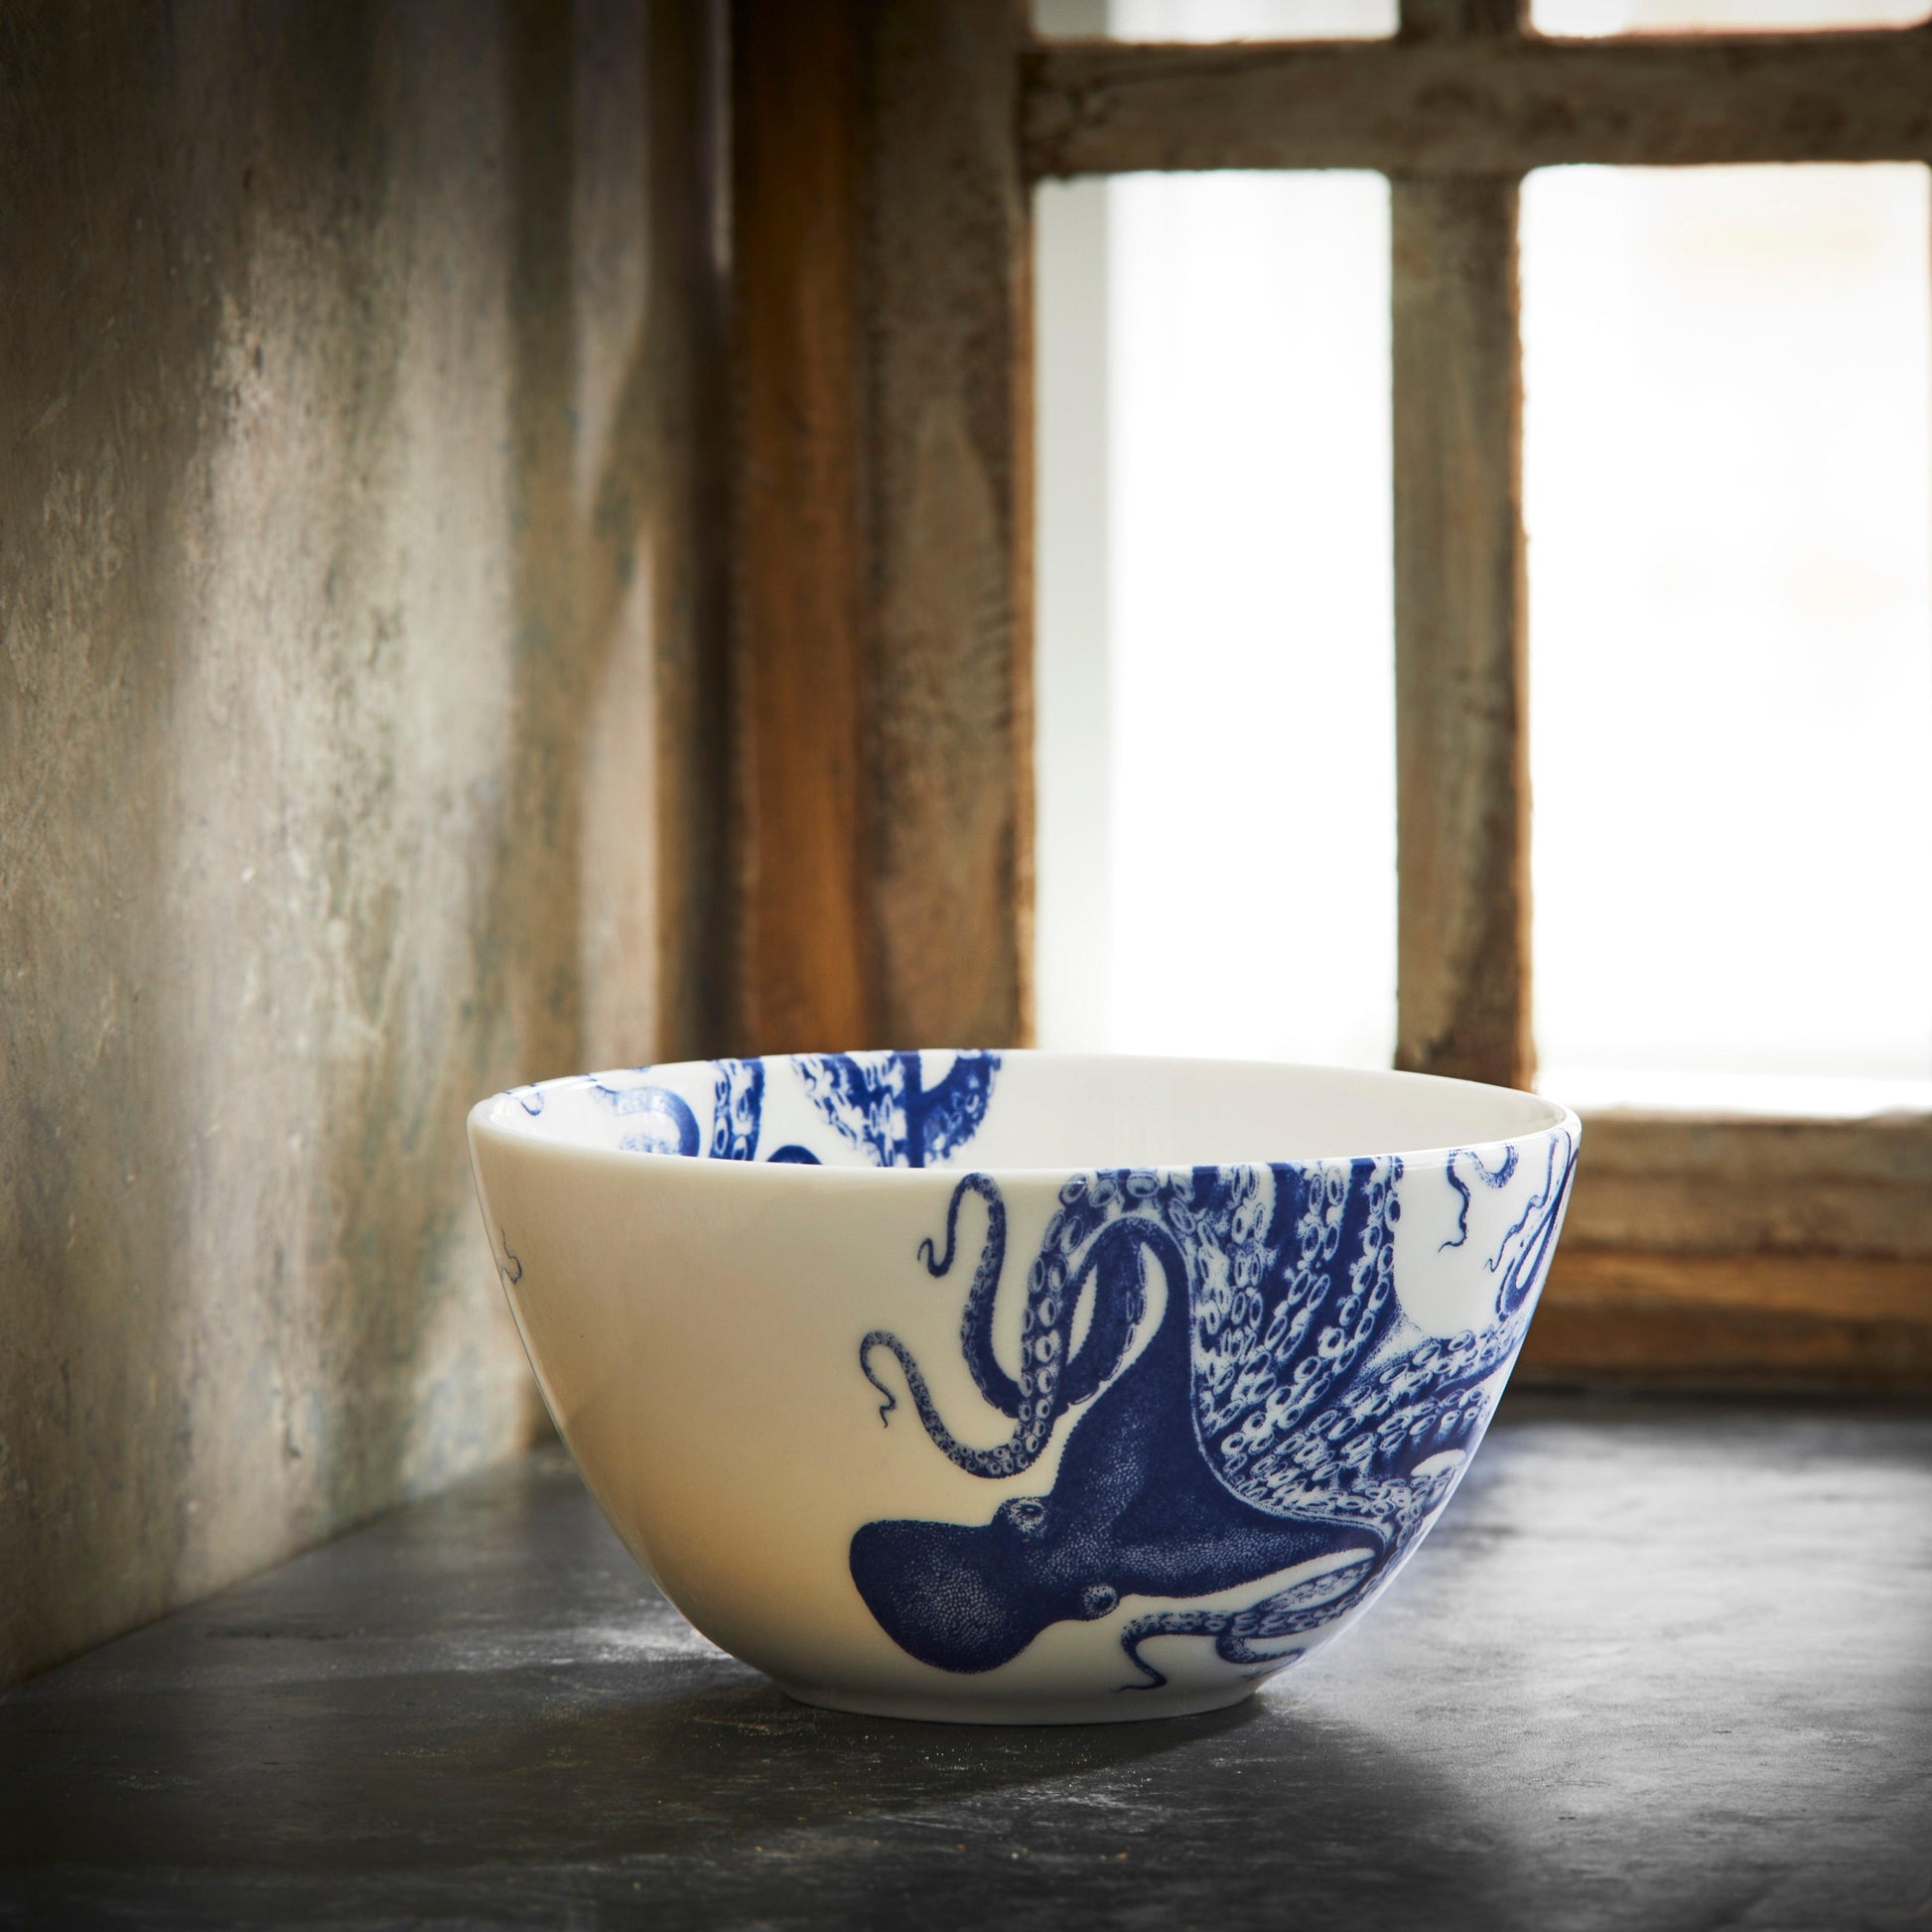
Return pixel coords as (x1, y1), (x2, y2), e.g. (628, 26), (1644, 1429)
(0, 0), (727, 1685)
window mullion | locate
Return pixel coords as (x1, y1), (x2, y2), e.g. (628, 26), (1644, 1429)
(1391, 171), (1533, 1089)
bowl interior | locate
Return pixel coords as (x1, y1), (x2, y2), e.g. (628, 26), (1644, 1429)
(477, 1050), (1570, 1172)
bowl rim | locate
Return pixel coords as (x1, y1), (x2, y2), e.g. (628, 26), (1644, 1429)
(468, 1048), (1583, 1181)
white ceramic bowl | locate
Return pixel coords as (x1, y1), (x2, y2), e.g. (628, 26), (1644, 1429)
(468, 1050), (1579, 1725)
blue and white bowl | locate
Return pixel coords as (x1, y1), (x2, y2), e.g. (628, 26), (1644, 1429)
(468, 1051), (1579, 1725)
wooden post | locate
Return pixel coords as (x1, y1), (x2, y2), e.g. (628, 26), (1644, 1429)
(867, 2), (1035, 1049)
(1391, 176), (1531, 1090)
(1398, 0), (1522, 35)
(730, 0), (1033, 1054)
(731, 0), (872, 1053)
(1390, 0), (1532, 1090)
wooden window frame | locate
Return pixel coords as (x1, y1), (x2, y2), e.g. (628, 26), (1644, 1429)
(728, 0), (1932, 1395)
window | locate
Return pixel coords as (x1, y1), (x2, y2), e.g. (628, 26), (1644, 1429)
(731, 0), (1932, 1393)
(1041, 158), (1932, 1113)
(1523, 163), (1932, 1115)
(1024, 0), (1932, 1389)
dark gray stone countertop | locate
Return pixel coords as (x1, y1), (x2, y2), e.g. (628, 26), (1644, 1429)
(4, 1395), (1929, 1931)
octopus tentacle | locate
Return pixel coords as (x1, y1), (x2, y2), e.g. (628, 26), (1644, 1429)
(856, 1326), (1047, 1479)
(1491, 1132), (1576, 1319)
(1118, 1145), (1574, 1691)
(1200, 1158), (1403, 1494)
(859, 1330), (923, 1427)
(1209, 1141), (1580, 1535)
(1051, 1216), (1161, 1409)
(1119, 1552), (1377, 1689)
(1118, 1608), (1232, 1690)
(1438, 1143), (1520, 1252)
(916, 1172), (997, 1277)
(917, 1175), (1016, 1417)
(862, 1180), (1181, 1479)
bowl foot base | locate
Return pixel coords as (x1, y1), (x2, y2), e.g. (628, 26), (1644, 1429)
(771, 1677), (1262, 1726)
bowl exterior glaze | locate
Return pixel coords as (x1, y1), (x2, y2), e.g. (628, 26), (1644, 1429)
(469, 1052), (1579, 1724)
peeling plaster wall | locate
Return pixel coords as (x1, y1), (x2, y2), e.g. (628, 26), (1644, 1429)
(0, 0), (727, 1685)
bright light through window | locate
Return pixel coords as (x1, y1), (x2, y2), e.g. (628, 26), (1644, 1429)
(1522, 164), (1932, 1111)
(1035, 170), (1396, 1063)
(1536, 0), (1925, 36)
(1037, 0), (1398, 38)
(1035, 6), (1932, 1109)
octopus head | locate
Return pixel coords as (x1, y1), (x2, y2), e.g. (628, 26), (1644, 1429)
(849, 1494), (1120, 1675)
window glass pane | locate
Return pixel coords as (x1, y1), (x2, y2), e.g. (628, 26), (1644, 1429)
(1035, 172), (1115, 1050)
(1035, 172), (1396, 1064)
(1036, 0), (1398, 42)
(1522, 164), (1932, 1113)
(1535, 0), (1925, 40)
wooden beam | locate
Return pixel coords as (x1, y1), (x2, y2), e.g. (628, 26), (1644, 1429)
(1520, 1249), (1932, 1395)
(1021, 31), (1932, 178)
(1521, 1112), (1932, 1391)
(730, 1), (1033, 1053)
(1564, 1111), (1932, 1260)
(731, 0), (873, 1052)
(1392, 175), (1531, 1089)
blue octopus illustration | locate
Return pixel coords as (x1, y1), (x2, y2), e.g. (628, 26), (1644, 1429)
(851, 1136), (1575, 1689)
(793, 1050), (1000, 1168)
(587, 1050), (1000, 1168)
